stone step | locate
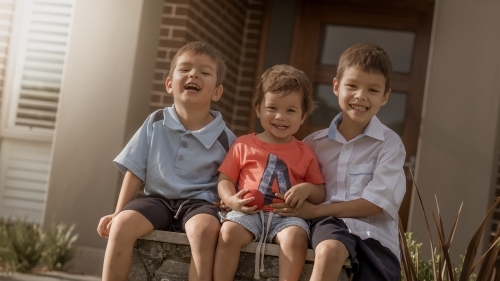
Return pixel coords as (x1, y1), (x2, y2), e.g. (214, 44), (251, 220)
(129, 230), (352, 281)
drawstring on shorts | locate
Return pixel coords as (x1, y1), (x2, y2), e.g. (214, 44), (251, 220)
(254, 211), (273, 280)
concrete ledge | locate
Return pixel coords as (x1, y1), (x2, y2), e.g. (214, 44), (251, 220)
(132, 230), (351, 281)
(141, 230), (350, 266)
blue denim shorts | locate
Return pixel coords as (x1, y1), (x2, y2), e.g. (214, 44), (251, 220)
(220, 210), (310, 243)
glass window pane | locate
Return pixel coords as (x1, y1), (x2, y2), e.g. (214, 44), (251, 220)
(309, 84), (341, 128)
(310, 84), (407, 135)
(320, 25), (415, 73)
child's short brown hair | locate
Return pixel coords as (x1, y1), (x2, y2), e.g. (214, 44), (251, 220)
(168, 41), (226, 86)
(253, 64), (317, 116)
(336, 43), (393, 93)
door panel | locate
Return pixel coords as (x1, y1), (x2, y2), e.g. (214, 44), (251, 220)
(290, 0), (434, 229)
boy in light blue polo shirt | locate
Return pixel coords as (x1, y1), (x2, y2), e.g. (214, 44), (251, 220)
(97, 41), (236, 281)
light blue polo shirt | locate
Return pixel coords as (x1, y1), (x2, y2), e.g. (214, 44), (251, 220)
(114, 104), (236, 202)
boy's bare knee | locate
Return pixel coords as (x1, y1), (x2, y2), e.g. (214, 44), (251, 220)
(109, 211), (153, 242)
(185, 215), (220, 242)
(315, 240), (349, 264)
(276, 226), (308, 248)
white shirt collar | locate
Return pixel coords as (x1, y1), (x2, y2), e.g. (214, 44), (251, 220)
(324, 113), (385, 142)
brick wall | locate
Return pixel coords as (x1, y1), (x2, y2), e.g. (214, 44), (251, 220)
(151, 0), (265, 136)
(0, 0), (15, 119)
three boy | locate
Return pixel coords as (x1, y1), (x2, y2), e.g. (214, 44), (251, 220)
(98, 41), (405, 281)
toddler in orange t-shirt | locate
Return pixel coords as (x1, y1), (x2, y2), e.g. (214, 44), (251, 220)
(213, 64), (325, 280)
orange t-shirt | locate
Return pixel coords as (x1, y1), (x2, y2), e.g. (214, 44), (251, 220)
(219, 134), (324, 211)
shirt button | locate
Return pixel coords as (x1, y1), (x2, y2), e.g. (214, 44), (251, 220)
(178, 156), (184, 161)
(182, 142), (187, 148)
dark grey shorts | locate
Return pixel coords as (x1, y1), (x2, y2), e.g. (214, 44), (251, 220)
(122, 194), (219, 232)
(310, 216), (400, 281)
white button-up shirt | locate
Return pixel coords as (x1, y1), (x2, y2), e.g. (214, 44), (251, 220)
(304, 114), (406, 258)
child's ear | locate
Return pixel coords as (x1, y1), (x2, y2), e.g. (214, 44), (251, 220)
(255, 104), (261, 118)
(212, 85), (223, 101)
(300, 114), (306, 124)
(381, 88), (391, 106)
(333, 78), (340, 97)
(165, 77), (173, 95)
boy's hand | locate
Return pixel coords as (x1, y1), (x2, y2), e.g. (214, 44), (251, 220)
(271, 193), (318, 220)
(225, 189), (258, 215)
(97, 214), (115, 238)
(284, 183), (311, 209)
(213, 200), (232, 212)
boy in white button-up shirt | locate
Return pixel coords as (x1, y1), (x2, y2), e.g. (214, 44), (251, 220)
(272, 43), (406, 281)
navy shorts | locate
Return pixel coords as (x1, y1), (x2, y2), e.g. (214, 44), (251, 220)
(122, 194), (220, 232)
(310, 216), (400, 281)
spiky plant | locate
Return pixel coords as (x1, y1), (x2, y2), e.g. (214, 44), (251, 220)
(6, 219), (45, 273)
(42, 223), (78, 271)
(400, 169), (500, 281)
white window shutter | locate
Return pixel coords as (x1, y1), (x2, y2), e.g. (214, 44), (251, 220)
(0, 139), (51, 223)
(0, 0), (16, 121)
(1, 0), (74, 141)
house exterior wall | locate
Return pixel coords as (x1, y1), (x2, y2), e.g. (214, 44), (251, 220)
(43, 0), (164, 275)
(410, 0), (500, 258)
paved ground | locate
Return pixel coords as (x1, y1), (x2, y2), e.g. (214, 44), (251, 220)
(0, 272), (101, 281)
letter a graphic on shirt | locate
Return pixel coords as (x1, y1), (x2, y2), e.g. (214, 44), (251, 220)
(258, 154), (291, 205)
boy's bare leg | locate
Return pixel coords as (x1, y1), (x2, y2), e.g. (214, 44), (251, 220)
(102, 210), (154, 281)
(309, 239), (349, 281)
(274, 226), (308, 281)
(213, 221), (254, 281)
(184, 214), (221, 281)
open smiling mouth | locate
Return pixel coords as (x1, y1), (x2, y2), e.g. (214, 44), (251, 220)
(272, 124), (288, 130)
(184, 83), (200, 91)
(350, 104), (368, 112)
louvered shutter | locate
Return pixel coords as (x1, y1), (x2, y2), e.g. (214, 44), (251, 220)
(0, 0), (16, 121)
(2, 0), (73, 139)
(0, 0), (74, 223)
(0, 140), (50, 222)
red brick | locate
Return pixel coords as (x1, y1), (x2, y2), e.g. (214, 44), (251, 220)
(163, 6), (173, 15)
(162, 17), (187, 26)
(175, 6), (189, 16)
(157, 50), (167, 59)
(154, 72), (164, 81)
(172, 29), (185, 38)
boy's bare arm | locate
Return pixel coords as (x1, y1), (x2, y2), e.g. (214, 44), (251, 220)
(114, 170), (143, 213)
(272, 198), (382, 220)
(284, 183), (325, 208)
(218, 173), (258, 214)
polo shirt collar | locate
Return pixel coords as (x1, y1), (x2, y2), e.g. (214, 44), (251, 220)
(164, 104), (225, 149)
(325, 113), (385, 142)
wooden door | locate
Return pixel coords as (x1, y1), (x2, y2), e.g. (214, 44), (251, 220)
(290, 0), (434, 229)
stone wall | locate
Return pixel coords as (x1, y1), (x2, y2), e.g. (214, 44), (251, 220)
(129, 230), (351, 281)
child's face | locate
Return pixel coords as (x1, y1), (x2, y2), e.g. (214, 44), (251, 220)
(165, 53), (223, 109)
(334, 67), (389, 129)
(256, 91), (305, 144)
